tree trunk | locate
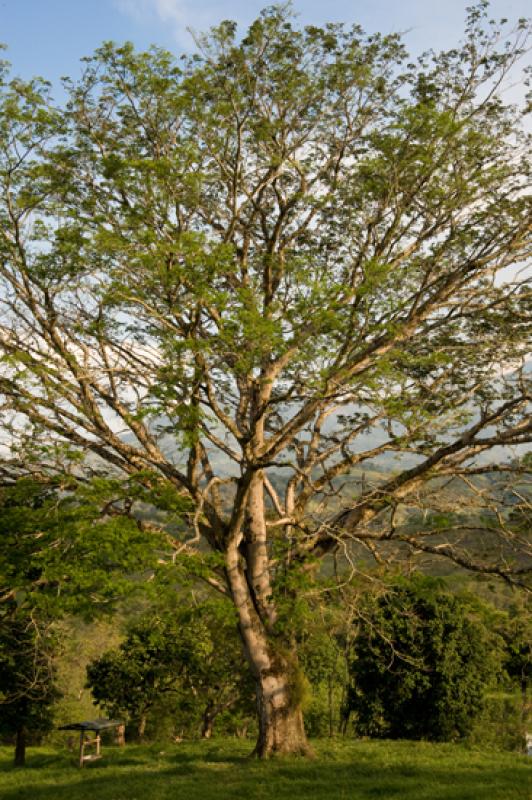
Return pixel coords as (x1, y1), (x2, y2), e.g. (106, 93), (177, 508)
(137, 713), (147, 741)
(253, 667), (310, 757)
(14, 725), (26, 767)
(236, 723), (248, 738)
(328, 675), (334, 738)
(520, 679), (527, 726)
(339, 709), (350, 736)
(201, 703), (215, 739)
(225, 479), (311, 758)
(115, 724), (126, 747)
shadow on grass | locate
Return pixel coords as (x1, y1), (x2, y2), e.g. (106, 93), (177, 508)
(0, 749), (529, 800)
(0, 753), (67, 771)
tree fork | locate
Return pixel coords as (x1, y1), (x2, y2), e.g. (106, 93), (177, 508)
(226, 510), (311, 756)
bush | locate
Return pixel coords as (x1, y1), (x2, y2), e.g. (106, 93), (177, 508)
(469, 691), (526, 752)
(346, 575), (501, 742)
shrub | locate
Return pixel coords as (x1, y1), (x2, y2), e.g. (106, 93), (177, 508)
(346, 575), (501, 741)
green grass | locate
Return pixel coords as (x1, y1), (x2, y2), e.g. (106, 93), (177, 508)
(0, 739), (530, 800)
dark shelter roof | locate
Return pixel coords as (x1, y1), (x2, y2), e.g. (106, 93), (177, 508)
(58, 718), (123, 731)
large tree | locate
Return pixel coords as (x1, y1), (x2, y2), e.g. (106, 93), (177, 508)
(0, 3), (530, 756)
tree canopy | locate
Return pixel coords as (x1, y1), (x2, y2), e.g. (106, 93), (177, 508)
(0, 472), (168, 763)
(0, 2), (530, 755)
(0, 603), (60, 765)
(86, 600), (253, 740)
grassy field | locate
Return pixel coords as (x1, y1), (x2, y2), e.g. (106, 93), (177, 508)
(0, 739), (530, 800)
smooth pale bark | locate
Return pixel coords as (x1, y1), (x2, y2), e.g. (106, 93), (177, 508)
(245, 471), (277, 627)
(253, 667), (309, 757)
(225, 472), (311, 757)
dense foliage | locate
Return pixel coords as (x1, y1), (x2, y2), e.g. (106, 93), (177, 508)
(346, 576), (502, 741)
(0, 476), (170, 617)
(0, 474), (171, 762)
(86, 600), (254, 740)
(0, 604), (60, 765)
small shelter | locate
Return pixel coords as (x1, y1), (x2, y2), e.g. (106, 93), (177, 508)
(58, 718), (123, 767)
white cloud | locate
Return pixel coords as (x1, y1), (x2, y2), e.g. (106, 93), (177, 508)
(115, 0), (220, 47)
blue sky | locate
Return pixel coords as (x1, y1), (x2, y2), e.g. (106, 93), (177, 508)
(1, 0), (530, 87)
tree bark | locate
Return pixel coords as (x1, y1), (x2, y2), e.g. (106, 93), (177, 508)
(137, 713), (147, 741)
(253, 666), (310, 757)
(115, 724), (126, 747)
(201, 703), (215, 739)
(243, 619), (311, 756)
(14, 725), (26, 767)
(225, 480), (311, 757)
